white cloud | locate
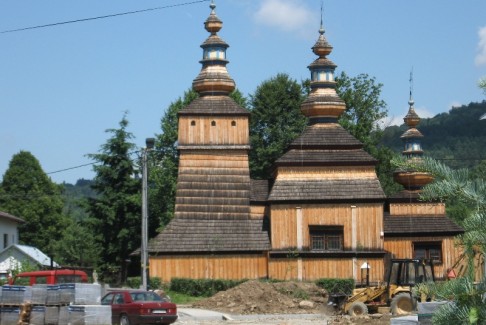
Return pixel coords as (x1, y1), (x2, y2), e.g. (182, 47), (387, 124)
(448, 101), (462, 109)
(414, 107), (435, 119)
(253, 0), (316, 38)
(475, 26), (486, 66)
(382, 116), (403, 127)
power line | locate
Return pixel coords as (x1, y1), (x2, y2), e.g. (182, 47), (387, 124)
(46, 162), (97, 175)
(1, 0), (209, 34)
(46, 149), (144, 175)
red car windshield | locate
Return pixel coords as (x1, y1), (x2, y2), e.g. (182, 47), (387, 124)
(130, 292), (164, 302)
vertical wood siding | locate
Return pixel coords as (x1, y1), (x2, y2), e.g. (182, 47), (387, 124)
(149, 254), (268, 282)
(389, 203), (445, 215)
(270, 204), (384, 251)
(179, 117), (249, 146)
(384, 236), (462, 280)
(268, 257), (384, 282)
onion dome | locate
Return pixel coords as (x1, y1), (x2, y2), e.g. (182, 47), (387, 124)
(301, 17), (346, 123)
(400, 92), (424, 159)
(192, 1), (235, 96)
(394, 83), (433, 190)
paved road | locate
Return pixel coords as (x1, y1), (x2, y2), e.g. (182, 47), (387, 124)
(175, 308), (331, 324)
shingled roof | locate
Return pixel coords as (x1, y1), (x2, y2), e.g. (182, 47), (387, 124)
(148, 218), (269, 252)
(384, 214), (463, 236)
(178, 96), (249, 116)
(276, 149), (377, 166)
(275, 123), (377, 167)
(250, 179), (269, 203)
(287, 123), (364, 149)
(268, 179), (385, 202)
(269, 122), (384, 202)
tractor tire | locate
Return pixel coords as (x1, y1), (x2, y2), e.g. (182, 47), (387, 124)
(348, 301), (368, 316)
(391, 293), (414, 315)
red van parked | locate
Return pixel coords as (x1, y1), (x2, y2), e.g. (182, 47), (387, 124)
(9, 269), (89, 285)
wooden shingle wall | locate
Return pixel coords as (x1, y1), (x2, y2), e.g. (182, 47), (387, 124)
(250, 205), (266, 220)
(175, 150), (251, 219)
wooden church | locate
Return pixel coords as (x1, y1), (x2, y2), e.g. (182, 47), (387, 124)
(147, 3), (463, 283)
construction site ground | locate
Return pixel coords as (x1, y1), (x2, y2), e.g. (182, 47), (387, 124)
(174, 280), (394, 324)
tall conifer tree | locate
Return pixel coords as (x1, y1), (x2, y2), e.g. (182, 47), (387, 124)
(86, 114), (140, 284)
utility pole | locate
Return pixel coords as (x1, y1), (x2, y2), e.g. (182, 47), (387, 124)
(141, 137), (155, 291)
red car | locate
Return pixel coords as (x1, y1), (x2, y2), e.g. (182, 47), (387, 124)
(101, 290), (178, 325)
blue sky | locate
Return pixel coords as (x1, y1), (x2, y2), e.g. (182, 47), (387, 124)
(1, 0), (486, 184)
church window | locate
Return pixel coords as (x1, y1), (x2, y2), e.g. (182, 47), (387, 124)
(309, 226), (343, 251)
(413, 242), (442, 263)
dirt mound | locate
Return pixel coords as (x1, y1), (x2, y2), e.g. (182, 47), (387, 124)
(192, 280), (333, 315)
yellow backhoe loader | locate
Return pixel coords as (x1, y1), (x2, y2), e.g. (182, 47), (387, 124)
(329, 259), (435, 316)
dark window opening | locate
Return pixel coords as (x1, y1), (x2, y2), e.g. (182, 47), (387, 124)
(309, 226), (343, 251)
(211, 121), (216, 126)
(190, 121), (196, 126)
(413, 242), (442, 263)
(231, 121), (236, 126)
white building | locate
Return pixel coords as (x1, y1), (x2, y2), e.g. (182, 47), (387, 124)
(0, 211), (23, 250)
(0, 244), (59, 276)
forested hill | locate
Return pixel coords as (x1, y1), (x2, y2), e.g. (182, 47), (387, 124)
(62, 178), (97, 221)
(382, 100), (486, 169)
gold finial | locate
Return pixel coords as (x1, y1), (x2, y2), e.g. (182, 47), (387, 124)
(404, 68), (420, 128)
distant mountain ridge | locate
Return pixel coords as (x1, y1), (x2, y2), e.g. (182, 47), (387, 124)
(382, 100), (486, 169)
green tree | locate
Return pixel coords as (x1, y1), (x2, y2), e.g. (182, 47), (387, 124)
(336, 72), (401, 195)
(249, 73), (307, 179)
(336, 72), (387, 148)
(52, 221), (100, 268)
(150, 89), (198, 231)
(479, 76), (486, 96)
(382, 101), (486, 171)
(0, 151), (68, 255)
(61, 179), (97, 222)
(86, 114), (140, 284)
(392, 156), (486, 324)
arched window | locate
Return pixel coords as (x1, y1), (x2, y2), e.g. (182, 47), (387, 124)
(211, 121), (216, 126)
(190, 121), (196, 126)
(231, 121), (236, 126)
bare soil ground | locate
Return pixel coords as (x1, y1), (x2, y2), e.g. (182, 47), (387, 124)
(190, 280), (393, 324)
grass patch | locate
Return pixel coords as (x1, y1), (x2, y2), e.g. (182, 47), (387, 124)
(166, 290), (204, 305)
